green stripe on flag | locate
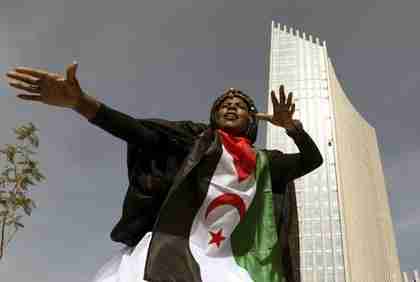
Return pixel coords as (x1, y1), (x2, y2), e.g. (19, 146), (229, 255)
(231, 150), (284, 282)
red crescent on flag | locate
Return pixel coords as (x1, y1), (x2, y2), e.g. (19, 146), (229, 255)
(205, 193), (246, 220)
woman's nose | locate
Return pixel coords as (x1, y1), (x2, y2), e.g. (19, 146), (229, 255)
(227, 105), (237, 111)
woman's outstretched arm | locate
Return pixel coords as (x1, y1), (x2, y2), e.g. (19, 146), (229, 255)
(6, 62), (162, 146)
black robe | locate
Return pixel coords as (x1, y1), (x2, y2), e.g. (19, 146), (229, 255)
(89, 102), (323, 282)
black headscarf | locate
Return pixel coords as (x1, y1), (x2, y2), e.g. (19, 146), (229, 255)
(209, 88), (259, 144)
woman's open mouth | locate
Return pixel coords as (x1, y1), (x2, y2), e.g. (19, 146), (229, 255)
(224, 113), (238, 120)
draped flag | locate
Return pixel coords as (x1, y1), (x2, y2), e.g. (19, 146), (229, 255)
(93, 129), (284, 282)
(188, 130), (283, 282)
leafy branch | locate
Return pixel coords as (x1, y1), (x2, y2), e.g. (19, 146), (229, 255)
(0, 122), (45, 260)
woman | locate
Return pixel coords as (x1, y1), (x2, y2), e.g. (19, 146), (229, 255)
(6, 62), (323, 282)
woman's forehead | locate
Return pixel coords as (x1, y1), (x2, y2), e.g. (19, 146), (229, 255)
(212, 91), (257, 113)
(219, 95), (248, 106)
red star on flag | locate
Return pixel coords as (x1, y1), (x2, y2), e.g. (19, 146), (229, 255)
(208, 229), (226, 248)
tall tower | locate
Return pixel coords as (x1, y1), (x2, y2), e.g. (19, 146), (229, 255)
(267, 22), (402, 282)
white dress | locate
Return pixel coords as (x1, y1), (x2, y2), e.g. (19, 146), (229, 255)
(92, 232), (151, 282)
(92, 232), (253, 282)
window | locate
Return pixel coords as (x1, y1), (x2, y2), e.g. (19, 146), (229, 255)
(315, 235), (322, 250)
(325, 251), (333, 266)
(315, 252), (324, 268)
(321, 203), (330, 217)
(336, 269), (345, 282)
(333, 218), (341, 233)
(320, 190), (328, 201)
(330, 191), (338, 208)
(317, 269), (325, 281)
(326, 270), (335, 282)
(335, 251), (344, 267)
(303, 237), (314, 251)
(334, 234), (343, 250)
(322, 219), (331, 233)
(332, 207), (340, 218)
(303, 221), (311, 234)
(324, 234), (332, 251)
(313, 219), (321, 234)
(304, 206), (312, 219)
(306, 191), (314, 203)
(313, 206), (321, 218)
(305, 252), (314, 268)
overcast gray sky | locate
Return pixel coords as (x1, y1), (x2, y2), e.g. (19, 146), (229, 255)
(0, 0), (418, 280)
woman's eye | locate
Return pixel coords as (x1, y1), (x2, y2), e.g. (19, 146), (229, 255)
(220, 102), (246, 109)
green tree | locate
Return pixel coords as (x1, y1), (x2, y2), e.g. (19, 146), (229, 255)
(0, 122), (45, 260)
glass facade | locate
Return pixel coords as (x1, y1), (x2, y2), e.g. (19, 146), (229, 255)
(266, 22), (346, 281)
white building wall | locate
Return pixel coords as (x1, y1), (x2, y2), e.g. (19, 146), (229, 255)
(267, 21), (402, 282)
(267, 22), (345, 282)
(328, 58), (402, 282)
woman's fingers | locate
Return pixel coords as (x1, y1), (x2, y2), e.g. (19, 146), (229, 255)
(272, 86), (294, 111)
(253, 112), (273, 121)
(8, 80), (41, 94)
(14, 67), (53, 79)
(286, 92), (293, 107)
(6, 71), (40, 85)
(290, 103), (296, 116)
(66, 62), (78, 84)
(270, 90), (280, 112)
(17, 94), (43, 102)
(279, 85), (286, 104)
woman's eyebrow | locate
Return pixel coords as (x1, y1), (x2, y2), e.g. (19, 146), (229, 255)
(221, 99), (247, 106)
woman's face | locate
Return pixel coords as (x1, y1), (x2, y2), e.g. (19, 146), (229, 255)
(214, 96), (251, 136)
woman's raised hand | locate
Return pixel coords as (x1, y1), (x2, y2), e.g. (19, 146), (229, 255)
(5, 62), (84, 109)
(254, 85), (296, 130)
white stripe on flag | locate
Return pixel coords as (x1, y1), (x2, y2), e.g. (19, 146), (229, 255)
(189, 145), (256, 281)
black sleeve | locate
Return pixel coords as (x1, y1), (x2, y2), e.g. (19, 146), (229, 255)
(88, 102), (208, 148)
(268, 122), (323, 193)
(88, 102), (162, 147)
